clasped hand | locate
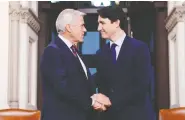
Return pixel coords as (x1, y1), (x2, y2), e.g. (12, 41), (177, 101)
(91, 93), (111, 111)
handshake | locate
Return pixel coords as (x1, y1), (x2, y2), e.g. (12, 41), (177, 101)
(91, 93), (111, 111)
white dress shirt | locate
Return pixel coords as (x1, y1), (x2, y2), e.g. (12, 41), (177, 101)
(58, 35), (88, 79)
(109, 33), (126, 60)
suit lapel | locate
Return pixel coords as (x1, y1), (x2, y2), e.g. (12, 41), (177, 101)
(54, 36), (88, 79)
(77, 52), (91, 79)
(103, 42), (113, 63)
(54, 36), (74, 59)
(102, 36), (130, 66)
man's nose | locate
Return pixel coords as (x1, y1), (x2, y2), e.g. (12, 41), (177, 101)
(83, 27), (87, 32)
(97, 24), (101, 31)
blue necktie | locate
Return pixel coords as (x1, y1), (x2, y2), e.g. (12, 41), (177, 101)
(110, 43), (117, 64)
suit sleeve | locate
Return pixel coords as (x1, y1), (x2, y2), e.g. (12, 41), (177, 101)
(40, 46), (92, 111)
(109, 43), (152, 111)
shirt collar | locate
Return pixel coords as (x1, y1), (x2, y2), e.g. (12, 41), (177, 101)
(110, 32), (126, 47)
(58, 34), (73, 48)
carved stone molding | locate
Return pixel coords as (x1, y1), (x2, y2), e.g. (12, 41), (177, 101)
(168, 26), (177, 42)
(9, 7), (40, 34)
(9, 2), (21, 21)
(9, 8), (20, 21)
(20, 8), (40, 34)
(29, 36), (36, 43)
(165, 6), (185, 33)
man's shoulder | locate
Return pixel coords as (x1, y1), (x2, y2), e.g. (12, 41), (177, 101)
(126, 36), (145, 45)
(126, 36), (148, 49)
(42, 41), (60, 56)
(45, 39), (60, 50)
(47, 42), (58, 49)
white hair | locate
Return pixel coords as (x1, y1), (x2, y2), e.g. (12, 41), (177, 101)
(56, 9), (86, 33)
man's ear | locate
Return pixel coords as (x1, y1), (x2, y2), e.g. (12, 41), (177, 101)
(115, 19), (120, 28)
(65, 24), (72, 33)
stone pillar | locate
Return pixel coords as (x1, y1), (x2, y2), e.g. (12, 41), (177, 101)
(29, 39), (38, 108)
(0, 1), (40, 109)
(18, 2), (29, 108)
(8, 1), (40, 109)
(18, 14), (29, 109)
(8, 1), (21, 108)
(168, 28), (178, 107)
(0, 1), (10, 109)
(18, 1), (40, 109)
(18, 1), (30, 109)
(166, 6), (185, 107)
(176, 21), (185, 107)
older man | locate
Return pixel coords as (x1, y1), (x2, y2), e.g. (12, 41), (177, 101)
(40, 9), (110, 120)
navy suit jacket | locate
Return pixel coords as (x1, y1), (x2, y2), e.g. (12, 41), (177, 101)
(95, 36), (154, 120)
(40, 36), (95, 120)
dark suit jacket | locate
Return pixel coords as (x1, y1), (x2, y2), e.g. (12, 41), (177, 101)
(95, 36), (154, 120)
(40, 36), (95, 120)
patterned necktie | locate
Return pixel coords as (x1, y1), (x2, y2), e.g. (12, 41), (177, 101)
(71, 45), (77, 57)
(110, 43), (117, 64)
(71, 45), (89, 79)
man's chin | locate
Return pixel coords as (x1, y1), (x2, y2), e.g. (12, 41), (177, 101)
(78, 39), (84, 43)
(100, 34), (107, 39)
(101, 35), (108, 39)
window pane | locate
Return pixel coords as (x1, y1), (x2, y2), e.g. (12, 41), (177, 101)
(82, 32), (100, 55)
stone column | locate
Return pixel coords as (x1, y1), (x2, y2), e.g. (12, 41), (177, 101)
(17, 1), (40, 109)
(30, 39), (38, 109)
(168, 28), (178, 107)
(166, 6), (185, 107)
(0, 1), (40, 109)
(18, 11), (29, 108)
(176, 20), (185, 107)
(0, 1), (10, 109)
(8, 1), (21, 108)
